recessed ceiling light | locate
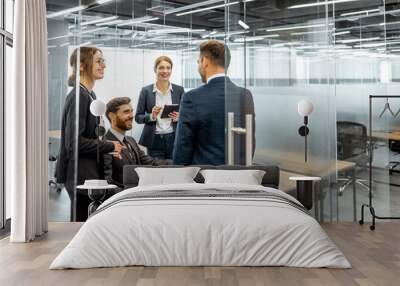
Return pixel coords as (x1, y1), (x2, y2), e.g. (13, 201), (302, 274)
(332, 31), (350, 36)
(46, 5), (88, 19)
(176, 2), (239, 16)
(266, 23), (327, 32)
(238, 20), (250, 30)
(81, 16), (119, 27)
(117, 16), (159, 27)
(96, 0), (113, 4)
(340, 8), (380, 17)
(337, 37), (380, 44)
(288, 0), (361, 9)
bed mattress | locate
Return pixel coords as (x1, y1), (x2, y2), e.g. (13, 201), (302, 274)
(50, 183), (350, 269)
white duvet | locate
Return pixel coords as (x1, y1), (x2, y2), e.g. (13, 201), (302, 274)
(50, 183), (351, 269)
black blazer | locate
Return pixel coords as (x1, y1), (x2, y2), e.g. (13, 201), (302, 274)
(173, 76), (255, 165)
(55, 85), (115, 188)
(135, 83), (184, 148)
(103, 130), (161, 188)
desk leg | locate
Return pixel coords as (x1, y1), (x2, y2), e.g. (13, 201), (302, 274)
(321, 182), (326, 223)
(352, 167), (357, 222)
(314, 182), (319, 220)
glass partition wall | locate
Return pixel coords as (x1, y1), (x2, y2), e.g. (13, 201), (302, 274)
(46, 0), (200, 221)
(335, 0), (400, 222)
(47, 0), (81, 221)
(46, 0), (399, 223)
(224, 0), (337, 221)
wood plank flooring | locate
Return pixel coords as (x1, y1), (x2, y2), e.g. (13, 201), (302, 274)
(0, 222), (399, 286)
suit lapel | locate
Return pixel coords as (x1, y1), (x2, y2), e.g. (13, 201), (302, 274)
(171, 86), (179, 104)
(149, 84), (156, 109)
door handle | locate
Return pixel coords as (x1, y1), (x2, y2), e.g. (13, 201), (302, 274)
(227, 112), (253, 166)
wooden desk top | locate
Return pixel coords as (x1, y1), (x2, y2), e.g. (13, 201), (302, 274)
(337, 160), (356, 172)
(48, 130), (61, 139)
(256, 149), (355, 177)
(372, 131), (400, 141)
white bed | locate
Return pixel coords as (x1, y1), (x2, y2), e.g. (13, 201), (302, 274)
(50, 183), (351, 269)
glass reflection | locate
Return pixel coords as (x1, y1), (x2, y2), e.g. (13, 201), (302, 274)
(46, 0), (400, 222)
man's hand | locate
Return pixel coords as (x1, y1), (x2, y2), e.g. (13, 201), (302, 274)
(111, 141), (126, 159)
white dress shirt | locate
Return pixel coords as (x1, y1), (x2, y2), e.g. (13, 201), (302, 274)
(109, 127), (125, 143)
(207, 73), (225, 84)
(152, 83), (174, 135)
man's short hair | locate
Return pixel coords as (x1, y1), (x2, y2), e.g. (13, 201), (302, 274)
(199, 40), (231, 69)
(106, 97), (131, 121)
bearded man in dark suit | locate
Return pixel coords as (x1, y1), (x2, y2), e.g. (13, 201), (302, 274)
(103, 97), (164, 189)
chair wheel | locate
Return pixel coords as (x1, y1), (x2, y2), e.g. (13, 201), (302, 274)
(359, 220), (364, 225)
(370, 225), (375, 231)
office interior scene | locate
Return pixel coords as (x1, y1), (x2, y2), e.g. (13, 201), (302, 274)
(1, 0), (400, 285)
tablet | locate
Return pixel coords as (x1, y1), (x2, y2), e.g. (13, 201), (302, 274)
(160, 104), (179, 118)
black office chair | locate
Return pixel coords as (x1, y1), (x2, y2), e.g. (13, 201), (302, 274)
(387, 139), (400, 175)
(49, 142), (62, 192)
(337, 121), (370, 195)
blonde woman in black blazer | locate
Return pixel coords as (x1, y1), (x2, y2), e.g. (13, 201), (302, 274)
(56, 47), (123, 221)
(135, 56), (184, 159)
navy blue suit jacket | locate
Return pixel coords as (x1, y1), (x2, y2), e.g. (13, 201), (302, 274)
(173, 76), (255, 165)
(135, 83), (184, 148)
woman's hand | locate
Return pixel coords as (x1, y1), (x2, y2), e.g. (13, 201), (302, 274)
(151, 106), (162, 120)
(169, 111), (179, 122)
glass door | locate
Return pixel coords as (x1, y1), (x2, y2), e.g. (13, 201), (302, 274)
(224, 0), (253, 166)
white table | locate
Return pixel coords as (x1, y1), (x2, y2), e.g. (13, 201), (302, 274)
(76, 184), (118, 216)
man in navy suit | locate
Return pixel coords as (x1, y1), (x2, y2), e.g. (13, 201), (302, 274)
(173, 40), (255, 165)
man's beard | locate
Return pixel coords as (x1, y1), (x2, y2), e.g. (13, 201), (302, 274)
(116, 116), (132, 131)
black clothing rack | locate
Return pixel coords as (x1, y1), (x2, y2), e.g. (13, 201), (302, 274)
(360, 95), (400, 230)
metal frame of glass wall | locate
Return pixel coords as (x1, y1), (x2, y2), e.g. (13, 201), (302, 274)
(0, 0), (13, 230)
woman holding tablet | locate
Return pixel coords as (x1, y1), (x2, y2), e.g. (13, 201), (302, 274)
(135, 56), (184, 159)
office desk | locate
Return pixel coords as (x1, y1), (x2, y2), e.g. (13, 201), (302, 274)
(257, 149), (357, 221)
(256, 149), (355, 176)
(372, 131), (400, 174)
(372, 131), (400, 141)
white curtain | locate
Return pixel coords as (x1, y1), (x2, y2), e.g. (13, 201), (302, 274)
(9, 0), (48, 242)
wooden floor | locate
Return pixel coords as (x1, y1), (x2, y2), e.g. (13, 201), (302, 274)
(0, 222), (399, 286)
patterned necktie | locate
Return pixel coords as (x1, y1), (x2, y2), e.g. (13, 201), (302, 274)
(123, 137), (137, 162)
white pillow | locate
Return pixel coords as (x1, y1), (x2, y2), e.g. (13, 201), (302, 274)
(200, 169), (266, 185)
(135, 167), (201, 186)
